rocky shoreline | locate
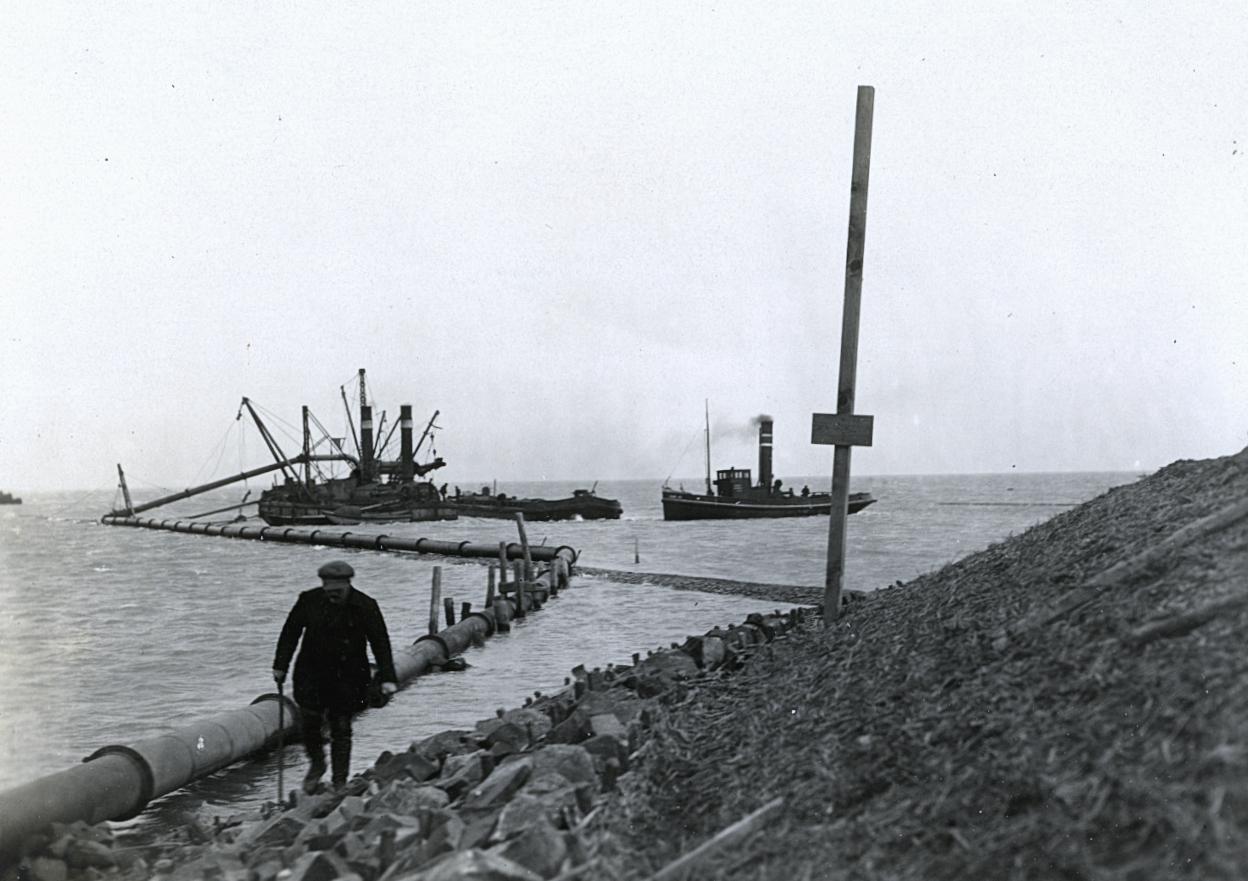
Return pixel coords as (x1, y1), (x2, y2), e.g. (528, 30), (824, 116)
(8, 448), (1247, 880)
(10, 604), (811, 881)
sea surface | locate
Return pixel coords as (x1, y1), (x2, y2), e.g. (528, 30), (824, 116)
(0, 471), (1137, 837)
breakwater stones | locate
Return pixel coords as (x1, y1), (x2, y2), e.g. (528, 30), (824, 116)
(10, 606), (811, 881)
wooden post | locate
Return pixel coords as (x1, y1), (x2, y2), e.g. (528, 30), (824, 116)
(514, 513), (534, 584)
(493, 597), (511, 632)
(461, 600), (471, 620)
(497, 542), (508, 587)
(429, 566), (442, 635)
(634, 536), (640, 564)
(486, 565), (496, 605)
(443, 596), (456, 626)
(813, 85), (877, 623)
(514, 560), (526, 618)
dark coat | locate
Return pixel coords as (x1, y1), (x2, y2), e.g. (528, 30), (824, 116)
(273, 586), (398, 713)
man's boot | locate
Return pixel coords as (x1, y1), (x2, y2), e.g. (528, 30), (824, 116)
(301, 714), (327, 794)
(330, 736), (351, 791)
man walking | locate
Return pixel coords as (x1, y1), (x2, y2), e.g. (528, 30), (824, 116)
(273, 560), (398, 793)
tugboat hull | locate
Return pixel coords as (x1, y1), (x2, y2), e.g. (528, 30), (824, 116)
(661, 488), (875, 521)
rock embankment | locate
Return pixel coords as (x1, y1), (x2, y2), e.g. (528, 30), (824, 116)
(9, 606), (809, 881)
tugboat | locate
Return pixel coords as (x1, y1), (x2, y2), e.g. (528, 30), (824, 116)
(105, 370), (456, 526)
(661, 411), (876, 521)
(0, 491), (20, 505)
(450, 484), (622, 521)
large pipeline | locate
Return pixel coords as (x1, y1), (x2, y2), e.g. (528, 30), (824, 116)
(0, 559), (571, 867)
(98, 515), (578, 565)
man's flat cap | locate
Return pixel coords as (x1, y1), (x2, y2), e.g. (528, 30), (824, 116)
(318, 560), (355, 580)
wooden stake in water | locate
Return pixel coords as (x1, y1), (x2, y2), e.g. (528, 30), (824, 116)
(513, 513), (534, 583)
(486, 564), (496, 605)
(812, 85), (877, 623)
(429, 566), (442, 635)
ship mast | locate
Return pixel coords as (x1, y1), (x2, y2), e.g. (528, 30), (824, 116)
(301, 405), (312, 487)
(704, 399), (712, 496)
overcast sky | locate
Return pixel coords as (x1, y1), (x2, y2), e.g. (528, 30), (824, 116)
(3, 2), (1244, 493)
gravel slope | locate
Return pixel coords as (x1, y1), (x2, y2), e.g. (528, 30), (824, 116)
(592, 448), (1248, 880)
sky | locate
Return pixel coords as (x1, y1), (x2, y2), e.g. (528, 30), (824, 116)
(2, 1), (1245, 493)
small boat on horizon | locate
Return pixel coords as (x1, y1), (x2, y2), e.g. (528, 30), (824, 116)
(661, 408), (876, 521)
(0, 491), (21, 505)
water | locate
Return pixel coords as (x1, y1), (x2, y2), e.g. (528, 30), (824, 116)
(0, 472), (1136, 834)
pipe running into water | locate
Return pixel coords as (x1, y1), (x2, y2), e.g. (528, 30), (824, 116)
(98, 515), (578, 566)
(0, 553), (573, 867)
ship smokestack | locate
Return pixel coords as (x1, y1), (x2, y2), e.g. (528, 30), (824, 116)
(758, 418), (773, 493)
(360, 404), (375, 482)
(399, 404), (414, 481)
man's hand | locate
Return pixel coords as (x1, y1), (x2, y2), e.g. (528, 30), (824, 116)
(272, 668), (286, 685)
(380, 681), (397, 696)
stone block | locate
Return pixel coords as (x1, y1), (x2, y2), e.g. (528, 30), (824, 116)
(479, 721), (529, 753)
(459, 809), (501, 851)
(437, 750), (490, 801)
(413, 729), (478, 762)
(499, 708), (553, 740)
(544, 711), (591, 745)
(391, 849), (543, 881)
(286, 850), (353, 881)
(250, 814), (308, 848)
(460, 757), (533, 810)
(581, 733), (628, 774)
(491, 775), (585, 842)
(529, 745), (596, 789)
(370, 779), (451, 815)
(490, 817), (567, 879)
(588, 713), (626, 739)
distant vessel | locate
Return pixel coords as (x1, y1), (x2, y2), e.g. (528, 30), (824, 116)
(106, 370), (456, 526)
(0, 491), (20, 505)
(450, 485), (622, 521)
(661, 409), (876, 521)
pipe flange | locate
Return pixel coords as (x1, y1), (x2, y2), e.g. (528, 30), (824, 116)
(413, 633), (451, 661)
(463, 611), (496, 637)
(250, 692), (301, 741)
(374, 535), (389, 550)
(82, 745), (155, 821)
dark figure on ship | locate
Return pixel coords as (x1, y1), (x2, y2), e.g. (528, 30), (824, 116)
(272, 560), (398, 793)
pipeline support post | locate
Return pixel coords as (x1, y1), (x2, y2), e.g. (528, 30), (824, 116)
(514, 513), (534, 582)
(486, 565), (496, 605)
(813, 84), (877, 623)
(429, 567), (442, 635)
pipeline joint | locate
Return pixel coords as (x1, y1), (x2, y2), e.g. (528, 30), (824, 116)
(81, 746), (155, 822)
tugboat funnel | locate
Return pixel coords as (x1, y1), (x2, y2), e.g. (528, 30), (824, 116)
(758, 418), (773, 493)
(399, 404), (414, 481)
(360, 404), (375, 481)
